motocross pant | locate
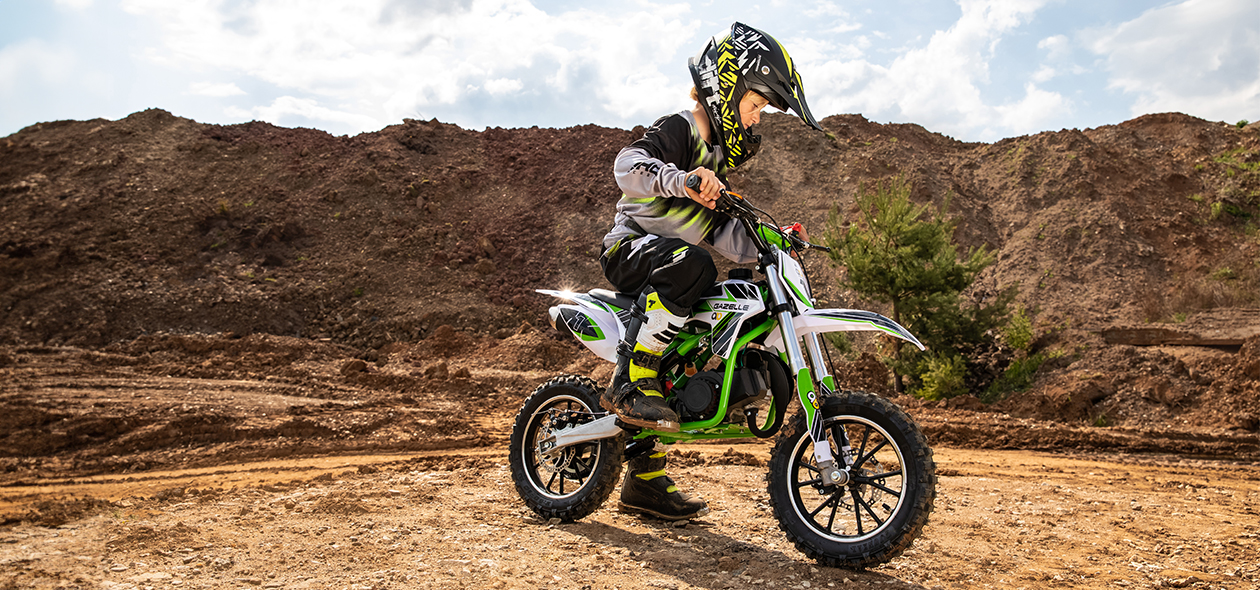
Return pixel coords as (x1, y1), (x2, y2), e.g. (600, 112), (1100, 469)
(599, 234), (717, 314)
(599, 234), (713, 429)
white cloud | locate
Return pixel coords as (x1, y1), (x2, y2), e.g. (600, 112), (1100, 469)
(995, 82), (1072, 135)
(482, 78), (524, 96)
(798, 0), (1065, 139)
(21, 0), (1244, 142)
(1037, 34), (1069, 61)
(188, 81), (245, 97)
(226, 96), (382, 131)
(801, 0), (862, 34)
(118, 0), (700, 132)
(1031, 65), (1056, 83)
(1088, 0), (1260, 121)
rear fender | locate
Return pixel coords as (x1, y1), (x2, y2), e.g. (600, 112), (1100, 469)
(763, 308), (926, 353)
(537, 290), (622, 363)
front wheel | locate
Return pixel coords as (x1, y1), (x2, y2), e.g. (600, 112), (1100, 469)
(767, 391), (936, 568)
(508, 375), (625, 522)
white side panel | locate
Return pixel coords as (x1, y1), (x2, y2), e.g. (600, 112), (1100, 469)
(553, 303), (621, 363)
(776, 250), (813, 310)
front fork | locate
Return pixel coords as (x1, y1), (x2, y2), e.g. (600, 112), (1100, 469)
(765, 264), (853, 488)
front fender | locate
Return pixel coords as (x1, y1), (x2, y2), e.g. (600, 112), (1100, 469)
(763, 308), (926, 353)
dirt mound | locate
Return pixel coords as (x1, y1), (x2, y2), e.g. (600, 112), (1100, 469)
(995, 335), (1260, 433)
(5, 109), (1256, 346)
(1, 107), (1259, 480)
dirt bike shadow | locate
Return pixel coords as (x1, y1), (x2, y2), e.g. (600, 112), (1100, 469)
(558, 517), (926, 588)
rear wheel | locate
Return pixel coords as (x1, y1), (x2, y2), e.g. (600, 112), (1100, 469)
(508, 375), (625, 522)
(767, 391), (936, 568)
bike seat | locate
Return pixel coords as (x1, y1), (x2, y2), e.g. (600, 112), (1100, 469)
(589, 289), (637, 310)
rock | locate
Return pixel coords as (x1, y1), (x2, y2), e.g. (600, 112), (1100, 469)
(431, 324), (457, 341)
(478, 236), (497, 258)
(424, 362), (449, 380)
(340, 359), (368, 376)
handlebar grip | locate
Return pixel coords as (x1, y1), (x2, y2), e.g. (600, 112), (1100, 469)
(685, 174), (701, 192)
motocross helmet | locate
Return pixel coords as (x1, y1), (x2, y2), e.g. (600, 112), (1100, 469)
(689, 22), (824, 169)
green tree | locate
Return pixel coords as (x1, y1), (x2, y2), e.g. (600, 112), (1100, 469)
(824, 176), (1014, 395)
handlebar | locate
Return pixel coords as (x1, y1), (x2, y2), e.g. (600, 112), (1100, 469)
(684, 174), (832, 254)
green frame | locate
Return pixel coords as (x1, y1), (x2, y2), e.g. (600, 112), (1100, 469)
(634, 317), (788, 444)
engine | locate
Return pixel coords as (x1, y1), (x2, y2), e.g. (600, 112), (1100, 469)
(670, 365), (771, 423)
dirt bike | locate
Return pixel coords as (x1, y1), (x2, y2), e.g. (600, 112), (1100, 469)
(508, 182), (936, 568)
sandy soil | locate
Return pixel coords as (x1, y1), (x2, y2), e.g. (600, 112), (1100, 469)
(2, 342), (1258, 590)
(3, 444), (1258, 590)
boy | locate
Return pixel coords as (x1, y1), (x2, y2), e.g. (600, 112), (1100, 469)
(600, 22), (825, 520)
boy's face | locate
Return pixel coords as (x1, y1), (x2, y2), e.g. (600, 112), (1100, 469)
(739, 91), (771, 129)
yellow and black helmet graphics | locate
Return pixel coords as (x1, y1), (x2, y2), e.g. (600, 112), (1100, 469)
(688, 22), (824, 169)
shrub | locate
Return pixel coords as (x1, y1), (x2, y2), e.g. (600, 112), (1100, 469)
(824, 175), (1015, 396)
(1002, 305), (1034, 351)
(917, 353), (969, 401)
(981, 352), (1047, 403)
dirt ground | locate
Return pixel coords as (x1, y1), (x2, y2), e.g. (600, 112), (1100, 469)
(3, 444), (1258, 590)
(2, 341), (1258, 590)
(3, 108), (1260, 588)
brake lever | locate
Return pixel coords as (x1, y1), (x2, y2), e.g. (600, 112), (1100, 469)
(685, 174), (753, 218)
(716, 191), (749, 217)
(797, 239), (833, 253)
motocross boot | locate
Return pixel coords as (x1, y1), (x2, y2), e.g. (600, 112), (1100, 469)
(619, 444), (709, 520)
(602, 289), (687, 432)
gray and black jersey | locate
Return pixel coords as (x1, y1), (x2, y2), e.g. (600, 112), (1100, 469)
(602, 110), (761, 265)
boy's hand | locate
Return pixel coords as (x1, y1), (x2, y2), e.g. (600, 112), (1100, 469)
(685, 167), (721, 209)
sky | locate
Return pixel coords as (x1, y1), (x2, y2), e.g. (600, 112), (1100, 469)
(1, 0), (1257, 143)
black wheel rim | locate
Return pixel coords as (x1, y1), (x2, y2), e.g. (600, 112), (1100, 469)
(522, 395), (603, 500)
(787, 415), (908, 542)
